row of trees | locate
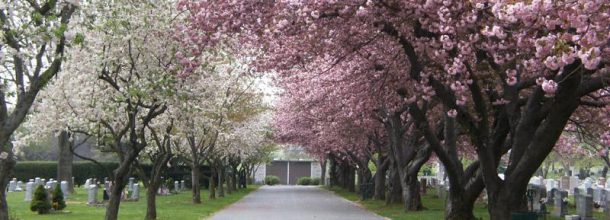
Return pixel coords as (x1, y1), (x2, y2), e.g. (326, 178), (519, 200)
(173, 1), (610, 220)
(1, 1), (272, 220)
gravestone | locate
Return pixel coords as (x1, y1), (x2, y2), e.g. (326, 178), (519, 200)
(180, 180), (185, 191)
(131, 184), (139, 201)
(60, 181), (69, 200)
(8, 178), (16, 192)
(561, 176), (570, 191)
(128, 177), (135, 191)
(528, 184), (544, 211)
(598, 177), (606, 187)
(570, 176), (580, 194)
(104, 181), (110, 192)
(84, 178), (92, 189)
(24, 181), (34, 201)
(553, 190), (568, 217)
(34, 177), (41, 186)
(88, 184), (98, 205)
(576, 194), (595, 220)
(594, 187), (602, 203)
(548, 188), (557, 203)
(565, 215), (581, 220)
(16, 181), (23, 191)
(174, 181), (179, 193)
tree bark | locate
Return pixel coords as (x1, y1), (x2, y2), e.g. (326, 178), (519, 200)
(105, 154), (136, 220)
(217, 167), (225, 197)
(373, 161), (387, 200)
(320, 160), (327, 186)
(386, 163), (402, 204)
(0, 155), (16, 220)
(145, 184), (158, 220)
(190, 163), (201, 204)
(209, 166), (216, 200)
(57, 130), (75, 193)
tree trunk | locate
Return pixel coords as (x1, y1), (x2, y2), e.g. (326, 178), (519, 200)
(105, 158), (134, 220)
(0, 155), (16, 220)
(57, 130), (75, 193)
(385, 163), (402, 204)
(320, 160), (327, 186)
(217, 168), (225, 197)
(190, 163), (201, 204)
(445, 194), (478, 220)
(400, 172), (423, 211)
(209, 167), (216, 200)
(373, 166), (387, 200)
(145, 184), (158, 220)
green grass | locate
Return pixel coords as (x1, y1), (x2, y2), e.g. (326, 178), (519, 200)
(6, 185), (259, 220)
(325, 186), (608, 220)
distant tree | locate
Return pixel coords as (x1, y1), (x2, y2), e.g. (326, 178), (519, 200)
(30, 185), (51, 214)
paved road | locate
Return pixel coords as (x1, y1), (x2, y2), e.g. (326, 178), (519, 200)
(207, 185), (386, 220)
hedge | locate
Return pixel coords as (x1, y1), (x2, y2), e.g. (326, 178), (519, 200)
(12, 161), (210, 187)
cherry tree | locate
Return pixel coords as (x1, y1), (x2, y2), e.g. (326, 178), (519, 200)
(18, 1), (180, 219)
(0, 1), (79, 219)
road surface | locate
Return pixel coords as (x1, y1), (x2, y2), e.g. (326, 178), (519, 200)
(207, 185), (386, 220)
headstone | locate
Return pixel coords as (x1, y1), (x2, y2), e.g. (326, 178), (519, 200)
(103, 189), (109, 201)
(24, 182), (34, 201)
(570, 176), (580, 194)
(84, 178), (92, 189)
(60, 181), (69, 200)
(128, 177), (135, 191)
(564, 215), (581, 220)
(8, 178), (16, 192)
(34, 177), (41, 186)
(576, 194), (595, 220)
(104, 181), (110, 192)
(131, 184), (139, 201)
(594, 187), (602, 203)
(561, 176), (570, 190)
(174, 181), (179, 193)
(15, 181), (23, 192)
(528, 184), (544, 211)
(604, 189), (610, 216)
(180, 180), (185, 191)
(553, 190), (568, 217)
(598, 177), (606, 187)
(88, 184), (98, 205)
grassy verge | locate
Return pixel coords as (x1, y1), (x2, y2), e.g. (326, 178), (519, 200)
(6, 185), (259, 220)
(325, 186), (607, 220)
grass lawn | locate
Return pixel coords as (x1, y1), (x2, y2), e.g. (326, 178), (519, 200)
(6, 185), (259, 220)
(325, 186), (608, 220)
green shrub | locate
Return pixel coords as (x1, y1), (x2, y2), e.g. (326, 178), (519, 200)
(297, 177), (311, 185)
(51, 184), (66, 211)
(30, 185), (51, 214)
(265, 176), (280, 185)
(311, 177), (321, 185)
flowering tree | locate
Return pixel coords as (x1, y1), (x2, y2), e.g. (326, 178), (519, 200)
(19, 1), (179, 219)
(177, 1), (610, 219)
(0, 1), (78, 219)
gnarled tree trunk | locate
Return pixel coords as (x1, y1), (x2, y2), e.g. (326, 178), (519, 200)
(57, 130), (75, 193)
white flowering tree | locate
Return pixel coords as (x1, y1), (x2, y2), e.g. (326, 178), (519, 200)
(17, 1), (179, 219)
(0, 1), (78, 219)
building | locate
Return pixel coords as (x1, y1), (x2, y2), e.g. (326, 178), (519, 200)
(254, 146), (322, 185)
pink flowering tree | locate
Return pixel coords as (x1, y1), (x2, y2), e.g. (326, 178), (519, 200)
(177, 0), (609, 219)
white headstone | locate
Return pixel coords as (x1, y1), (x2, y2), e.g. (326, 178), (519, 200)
(34, 177), (41, 186)
(60, 181), (69, 200)
(84, 178), (92, 189)
(8, 178), (16, 192)
(87, 184), (98, 205)
(15, 181), (23, 192)
(131, 184), (139, 201)
(180, 180), (185, 191)
(24, 182), (34, 201)
(128, 177), (135, 191)
(174, 181), (179, 192)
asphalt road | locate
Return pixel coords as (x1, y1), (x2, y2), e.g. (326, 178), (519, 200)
(207, 185), (386, 220)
